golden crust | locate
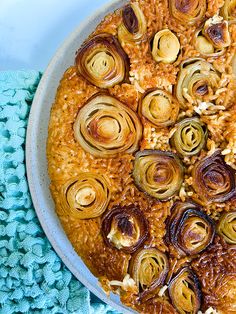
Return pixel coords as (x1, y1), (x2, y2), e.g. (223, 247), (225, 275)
(192, 236), (236, 313)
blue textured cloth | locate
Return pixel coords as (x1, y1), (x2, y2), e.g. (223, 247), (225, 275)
(0, 71), (119, 314)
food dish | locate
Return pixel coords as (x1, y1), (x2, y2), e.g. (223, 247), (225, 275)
(30, 0), (236, 313)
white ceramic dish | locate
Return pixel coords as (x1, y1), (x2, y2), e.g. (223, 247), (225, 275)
(25, 0), (138, 313)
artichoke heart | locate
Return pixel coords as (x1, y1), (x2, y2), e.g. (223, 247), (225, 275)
(152, 29), (180, 64)
(75, 33), (129, 88)
(133, 150), (184, 200)
(195, 34), (215, 55)
(118, 2), (147, 44)
(192, 151), (236, 203)
(61, 173), (111, 219)
(171, 117), (208, 157)
(175, 58), (220, 107)
(130, 248), (169, 300)
(107, 216), (141, 250)
(102, 205), (149, 253)
(203, 15), (231, 49)
(166, 201), (215, 256)
(140, 89), (179, 127)
(169, 0), (206, 25)
(74, 94), (142, 158)
(169, 267), (202, 314)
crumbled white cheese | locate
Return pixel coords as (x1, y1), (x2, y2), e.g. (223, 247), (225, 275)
(205, 307), (219, 314)
(194, 102), (212, 115)
(198, 308), (219, 314)
(134, 80), (145, 93)
(221, 148), (231, 155)
(129, 70), (140, 81)
(158, 285), (168, 297)
(107, 229), (125, 249)
(206, 14), (223, 26)
(167, 85), (173, 93)
(179, 186), (187, 200)
(109, 274), (137, 291)
(107, 229), (121, 248)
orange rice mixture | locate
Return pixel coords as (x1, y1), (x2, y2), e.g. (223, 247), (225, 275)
(47, 0), (236, 313)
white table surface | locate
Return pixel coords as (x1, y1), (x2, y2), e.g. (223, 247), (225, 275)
(0, 0), (109, 71)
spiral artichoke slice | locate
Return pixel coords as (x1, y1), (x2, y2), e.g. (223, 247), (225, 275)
(130, 248), (169, 300)
(168, 267), (202, 314)
(166, 201), (215, 255)
(169, 0), (206, 25)
(61, 173), (111, 219)
(75, 33), (129, 88)
(133, 150), (184, 200)
(118, 2), (147, 45)
(192, 151), (236, 203)
(140, 89), (179, 127)
(74, 94), (142, 158)
(151, 29), (180, 64)
(171, 117), (207, 157)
